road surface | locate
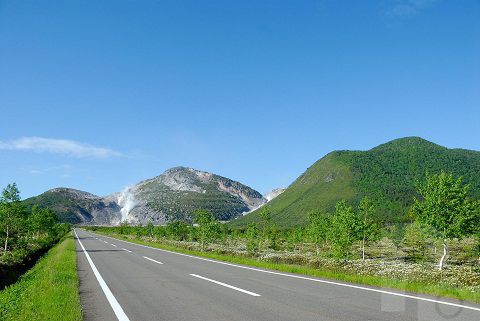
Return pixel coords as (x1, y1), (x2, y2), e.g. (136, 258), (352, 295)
(74, 229), (480, 321)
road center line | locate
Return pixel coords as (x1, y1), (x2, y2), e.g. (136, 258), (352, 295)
(122, 248), (132, 253)
(91, 231), (480, 313)
(143, 256), (163, 265)
(190, 274), (260, 297)
(74, 230), (130, 321)
(111, 244), (117, 247)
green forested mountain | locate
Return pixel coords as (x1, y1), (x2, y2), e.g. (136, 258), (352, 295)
(230, 137), (480, 227)
(23, 188), (102, 224)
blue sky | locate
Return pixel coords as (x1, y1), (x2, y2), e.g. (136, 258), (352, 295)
(1, 0), (479, 199)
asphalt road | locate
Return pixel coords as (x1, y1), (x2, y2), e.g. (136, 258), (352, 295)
(74, 229), (480, 321)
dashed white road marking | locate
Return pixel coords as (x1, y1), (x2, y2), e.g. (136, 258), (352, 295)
(111, 244), (117, 247)
(122, 248), (132, 253)
(90, 231), (480, 313)
(143, 256), (163, 265)
(190, 274), (260, 297)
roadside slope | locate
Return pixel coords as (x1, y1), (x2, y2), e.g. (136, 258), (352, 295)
(0, 234), (82, 321)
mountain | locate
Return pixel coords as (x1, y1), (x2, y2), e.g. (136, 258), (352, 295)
(24, 167), (267, 225)
(263, 188), (287, 202)
(230, 137), (480, 227)
(23, 188), (121, 224)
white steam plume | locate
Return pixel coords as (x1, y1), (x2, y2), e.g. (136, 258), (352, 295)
(117, 187), (136, 223)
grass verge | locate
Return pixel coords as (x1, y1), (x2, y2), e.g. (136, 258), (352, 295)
(92, 230), (480, 304)
(0, 233), (82, 321)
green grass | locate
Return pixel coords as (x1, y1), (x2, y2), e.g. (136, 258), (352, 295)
(0, 233), (82, 321)
(93, 230), (480, 304)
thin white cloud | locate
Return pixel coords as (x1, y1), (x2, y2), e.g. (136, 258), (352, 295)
(0, 137), (124, 159)
(386, 0), (438, 17)
(25, 164), (74, 175)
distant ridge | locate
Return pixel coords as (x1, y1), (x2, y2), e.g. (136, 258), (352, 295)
(230, 137), (480, 227)
(24, 167), (272, 225)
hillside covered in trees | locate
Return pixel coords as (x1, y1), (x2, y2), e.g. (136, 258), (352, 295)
(0, 183), (71, 288)
(232, 137), (480, 227)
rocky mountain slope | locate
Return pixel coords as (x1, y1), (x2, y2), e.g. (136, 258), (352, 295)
(24, 167), (276, 225)
(230, 137), (480, 227)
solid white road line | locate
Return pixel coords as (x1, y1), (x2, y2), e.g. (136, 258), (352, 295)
(91, 231), (480, 313)
(190, 274), (261, 297)
(74, 230), (130, 321)
(122, 248), (132, 253)
(143, 256), (163, 265)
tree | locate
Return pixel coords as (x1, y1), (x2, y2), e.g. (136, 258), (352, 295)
(166, 220), (189, 241)
(404, 220), (437, 263)
(229, 228), (239, 249)
(472, 227), (480, 264)
(53, 222), (71, 238)
(288, 228), (303, 252)
(219, 224), (231, 251)
(0, 183), (28, 255)
(386, 223), (405, 259)
(29, 205), (58, 238)
(134, 222), (144, 238)
(306, 210), (331, 255)
(118, 221), (129, 235)
(145, 221), (154, 238)
(411, 172), (479, 270)
(194, 209), (219, 251)
(267, 228), (280, 250)
(328, 201), (360, 261)
(258, 207), (273, 251)
(245, 222), (259, 255)
(357, 197), (381, 260)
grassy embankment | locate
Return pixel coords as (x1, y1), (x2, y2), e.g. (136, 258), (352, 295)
(89, 228), (480, 304)
(0, 233), (82, 321)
